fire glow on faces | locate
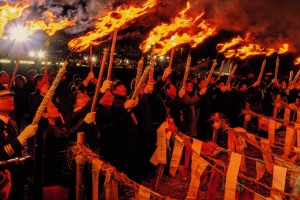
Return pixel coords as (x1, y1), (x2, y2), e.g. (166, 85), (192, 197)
(0, 95), (14, 112)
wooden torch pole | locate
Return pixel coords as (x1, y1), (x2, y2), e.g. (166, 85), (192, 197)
(8, 49), (23, 90)
(107, 29), (118, 80)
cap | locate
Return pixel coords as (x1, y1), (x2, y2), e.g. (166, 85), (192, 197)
(111, 80), (124, 90)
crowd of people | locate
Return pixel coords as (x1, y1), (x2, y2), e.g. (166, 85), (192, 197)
(0, 62), (296, 199)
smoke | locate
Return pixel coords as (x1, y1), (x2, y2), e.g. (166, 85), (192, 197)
(2, 0), (300, 53)
(188, 0), (300, 52)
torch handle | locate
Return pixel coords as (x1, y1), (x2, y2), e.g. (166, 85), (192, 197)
(226, 64), (237, 86)
(8, 49), (23, 90)
(274, 56), (279, 82)
(204, 60), (218, 88)
(107, 29), (118, 80)
(217, 60), (225, 80)
(32, 60), (68, 125)
(168, 48), (175, 68)
(91, 48), (109, 112)
(182, 55), (191, 89)
(135, 57), (144, 90)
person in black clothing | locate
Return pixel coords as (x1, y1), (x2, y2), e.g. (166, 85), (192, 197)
(0, 86), (38, 200)
(109, 80), (140, 181)
(41, 100), (95, 200)
(22, 69), (37, 125)
(11, 75), (25, 130)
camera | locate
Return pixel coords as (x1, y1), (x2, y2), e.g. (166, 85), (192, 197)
(0, 156), (35, 181)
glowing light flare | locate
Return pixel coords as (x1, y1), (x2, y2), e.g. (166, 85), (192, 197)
(9, 26), (29, 41)
(278, 43), (289, 54)
(0, 3), (29, 37)
(216, 36), (243, 53)
(140, 1), (204, 53)
(37, 51), (45, 58)
(294, 57), (300, 65)
(153, 24), (215, 56)
(68, 0), (155, 52)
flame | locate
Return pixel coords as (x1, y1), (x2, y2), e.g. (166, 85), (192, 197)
(266, 48), (276, 56)
(224, 43), (289, 59)
(278, 43), (289, 54)
(68, 0), (155, 52)
(216, 36), (243, 53)
(294, 57), (300, 65)
(224, 50), (235, 58)
(153, 22), (215, 56)
(25, 10), (75, 36)
(0, 3), (29, 37)
(140, 1), (204, 53)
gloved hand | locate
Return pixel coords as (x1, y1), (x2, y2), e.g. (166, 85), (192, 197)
(199, 88), (207, 95)
(84, 112), (96, 124)
(87, 72), (94, 81)
(220, 85), (230, 92)
(90, 78), (97, 84)
(178, 88), (185, 98)
(162, 67), (172, 81)
(144, 82), (153, 94)
(124, 99), (137, 109)
(40, 84), (49, 97)
(18, 124), (38, 145)
(100, 80), (112, 93)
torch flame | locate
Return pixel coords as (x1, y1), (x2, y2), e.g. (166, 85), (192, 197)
(153, 22), (215, 56)
(216, 36), (243, 53)
(294, 57), (300, 65)
(278, 43), (289, 54)
(140, 1), (204, 53)
(0, 3), (29, 37)
(68, 0), (155, 52)
(224, 43), (289, 59)
(25, 10), (75, 36)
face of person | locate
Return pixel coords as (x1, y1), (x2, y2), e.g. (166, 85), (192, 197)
(186, 82), (193, 93)
(192, 77), (197, 84)
(0, 95), (14, 113)
(198, 80), (206, 89)
(74, 92), (90, 108)
(36, 77), (45, 89)
(15, 78), (24, 88)
(280, 81), (286, 89)
(166, 84), (177, 98)
(29, 72), (37, 81)
(44, 101), (60, 119)
(112, 84), (127, 96)
(0, 74), (10, 83)
(99, 90), (114, 107)
(209, 76), (215, 84)
(240, 84), (247, 92)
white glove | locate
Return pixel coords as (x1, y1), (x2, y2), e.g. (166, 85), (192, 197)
(144, 82), (153, 94)
(178, 88), (185, 98)
(199, 88), (207, 95)
(83, 112), (96, 124)
(124, 99), (136, 109)
(18, 124), (38, 145)
(40, 84), (49, 97)
(162, 67), (172, 81)
(100, 80), (112, 93)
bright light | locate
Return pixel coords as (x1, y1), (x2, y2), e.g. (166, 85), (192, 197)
(92, 56), (96, 62)
(84, 56), (88, 61)
(9, 26), (29, 41)
(37, 51), (45, 58)
(160, 56), (164, 60)
(29, 51), (35, 57)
